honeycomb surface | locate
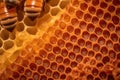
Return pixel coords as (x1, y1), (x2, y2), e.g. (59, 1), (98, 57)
(0, 0), (120, 80)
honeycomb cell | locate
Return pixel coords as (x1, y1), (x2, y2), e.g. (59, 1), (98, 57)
(16, 23), (25, 32)
(61, 49), (68, 57)
(66, 42), (73, 50)
(112, 16), (119, 25)
(60, 0), (69, 9)
(50, 62), (57, 70)
(65, 67), (71, 73)
(49, 36), (57, 44)
(3, 40), (14, 50)
(107, 23), (115, 31)
(70, 35), (77, 42)
(78, 38), (85, 46)
(24, 69), (32, 77)
(59, 21), (66, 29)
(86, 41), (92, 49)
(51, 8), (60, 16)
(82, 31), (90, 39)
(101, 46), (108, 55)
(60, 74), (66, 79)
(57, 39), (65, 48)
(95, 27), (103, 35)
(95, 77), (101, 80)
(40, 75), (47, 80)
(95, 53), (102, 61)
(81, 48), (88, 56)
(116, 26), (120, 35)
(104, 12), (111, 21)
(35, 56), (42, 65)
(107, 75), (114, 80)
(29, 63), (37, 71)
(93, 44), (100, 52)
(116, 8), (120, 16)
(85, 0), (91, 3)
(80, 2), (88, 11)
(79, 21), (87, 30)
(71, 18), (79, 26)
(20, 75), (26, 80)
(0, 30), (9, 40)
(111, 33), (118, 42)
(0, 39), (3, 48)
(39, 49), (47, 58)
(100, 1), (107, 8)
(92, 68), (99, 76)
(74, 28), (81, 35)
(103, 30), (110, 38)
(17, 65), (24, 73)
(38, 66), (45, 74)
(44, 43), (52, 52)
(108, 5), (115, 12)
(69, 52), (76, 60)
(24, 17), (37, 26)
(12, 71), (19, 79)
(63, 58), (70, 66)
(106, 40), (113, 48)
(92, 16), (99, 24)
(58, 65), (65, 73)
(87, 74), (94, 80)
(67, 25), (74, 33)
(48, 78), (53, 80)
(76, 10), (83, 19)
(112, 0), (120, 6)
(68, 6), (75, 15)
(99, 20), (107, 28)
(76, 54), (83, 63)
(87, 23), (95, 32)
(49, 0), (59, 6)
(53, 46), (61, 54)
(99, 71), (107, 79)
(102, 56), (110, 64)
(46, 69), (52, 76)
(88, 50), (95, 57)
(90, 59), (96, 65)
(88, 6), (96, 14)
(33, 72), (40, 80)
(90, 34), (98, 42)
(92, 0), (99, 6)
(47, 53), (55, 61)
(96, 9), (104, 18)
(62, 32), (70, 41)
(26, 27), (37, 35)
(73, 45), (80, 53)
(113, 43), (120, 52)
(43, 59), (50, 68)
(109, 50), (116, 59)
(52, 71), (60, 79)
(55, 29), (63, 38)
(96, 63), (104, 69)
(63, 13), (70, 22)
(84, 13), (92, 22)
(56, 55), (63, 63)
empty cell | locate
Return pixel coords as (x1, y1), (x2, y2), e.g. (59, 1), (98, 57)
(43, 59), (50, 68)
(60, 0), (69, 9)
(44, 43), (52, 52)
(49, 0), (59, 6)
(109, 50), (116, 59)
(95, 53), (102, 61)
(80, 3), (88, 11)
(86, 41), (92, 49)
(102, 56), (110, 64)
(104, 12), (111, 21)
(59, 21), (66, 29)
(26, 28), (37, 35)
(106, 40), (113, 48)
(53, 46), (61, 54)
(67, 25), (74, 33)
(83, 57), (90, 64)
(12, 71), (19, 79)
(62, 32), (70, 41)
(90, 59), (96, 65)
(100, 2), (108, 8)
(97, 63), (104, 69)
(107, 23), (115, 31)
(63, 58), (70, 65)
(95, 77), (101, 80)
(96, 9), (104, 18)
(22, 59), (29, 67)
(112, 0), (120, 5)
(60, 74), (66, 79)
(69, 52), (76, 60)
(92, 16), (99, 24)
(70, 35), (77, 42)
(48, 78), (54, 80)
(82, 31), (90, 39)
(50, 62), (57, 70)
(57, 39), (65, 48)
(63, 13), (70, 22)
(103, 30), (110, 38)
(81, 48), (88, 56)
(76, 54), (83, 62)
(61, 49), (68, 57)
(66, 42), (73, 50)
(50, 36), (57, 44)
(114, 44), (120, 52)
(87, 74), (94, 80)
(58, 65), (65, 73)
(25, 69), (32, 77)
(0, 39), (3, 48)
(90, 34), (98, 42)
(73, 45), (80, 53)
(53, 71), (60, 79)
(47, 53), (55, 61)
(100, 46), (108, 55)
(0, 30), (9, 40)
(20, 75), (26, 80)
(29, 63), (37, 71)
(78, 39), (85, 46)
(76, 10), (83, 19)
(99, 71), (107, 79)
(99, 20), (107, 28)
(51, 8), (60, 16)
(38, 66), (45, 74)
(68, 6), (75, 15)
(72, 69), (79, 77)
(88, 50), (95, 57)
(107, 75), (114, 80)
(111, 33), (118, 42)
(116, 8), (120, 16)
(71, 18), (79, 26)
(85, 0), (91, 3)
(40, 75), (47, 80)
(74, 28), (81, 35)
(112, 16), (119, 25)
(46, 69), (52, 76)
(93, 44), (100, 52)
(88, 6), (96, 14)
(24, 17), (37, 26)
(16, 23), (24, 32)
(79, 21), (87, 30)
(17, 65), (24, 73)
(3, 40), (14, 50)
(56, 56), (63, 63)
(92, 0), (99, 6)
(92, 68), (99, 76)
(55, 29), (62, 38)
(33, 72), (40, 80)
(87, 23), (95, 32)
(108, 5), (115, 12)
(116, 27), (120, 35)
(65, 67), (71, 73)
(84, 13), (92, 22)
(39, 49), (47, 58)
(95, 27), (103, 35)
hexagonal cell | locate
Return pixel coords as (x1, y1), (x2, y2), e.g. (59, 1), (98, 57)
(65, 67), (71, 74)
(38, 66), (45, 74)
(81, 48), (88, 56)
(67, 25), (74, 33)
(39, 49), (47, 58)
(52, 71), (60, 79)
(100, 1), (108, 8)
(16, 23), (25, 32)
(56, 55), (63, 63)
(110, 33), (118, 42)
(47, 53), (55, 61)
(92, 16), (99, 24)
(87, 74), (94, 80)
(35, 56), (42, 65)
(112, 15), (119, 25)
(108, 5), (115, 12)
(29, 63), (37, 71)
(63, 58), (70, 66)
(89, 34), (98, 42)
(69, 52), (76, 60)
(62, 32), (70, 41)
(115, 26), (120, 35)
(107, 75), (115, 80)
(76, 10), (83, 19)
(84, 13), (92, 22)
(99, 19), (107, 28)
(107, 23), (115, 32)
(76, 54), (83, 63)
(70, 35), (77, 42)
(116, 8), (120, 16)
(33, 72), (40, 80)
(65, 42), (73, 50)
(68, 6), (75, 15)
(82, 31), (90, 40)
(51, 8), (60, 16)
(44, 43), (52, 52)
(95, 27), (103, 35)
(73, 45), (80, 53)
(113, 43), (120, 52)
(87, 23), (95, 33)
(63, 13), (71, 22)
(102, 56), (110, 64)
(92, 0), (99, 6)
(99, 71), (107, 79)
(98, 37), (105, 45)
(0, 30), (9, 40)
(96, 62), (104, 69)
(96, 9), (104, 18)
(43, 59), (50, 68)
(59, 21), (66, 29)
(3, 40), (14, 50)
(103, 12), (111, 21)
(95, 53), (102, 61)
(50, 62), (57, 70)
(61, 48), (68, 57)
(100, 46), (108, 55)
(58, 65), (65, 73)
(79, 21), (87, 30)
(57, 39), (65, 48)
(49, 0), (59, 6)
(12, 71), (19, 79)
(106, 40), (113, 48)
(78, 38), (85, 46)
(109, 50), (116, 59)
(40, 75), (47, 80)
(92, 67), (99, 76)
(45, 69), (52, 77)
(55, 29), (63, 38)
(88, 50), (95, 57)
(26, 27), (37, 35)
(86, 41), (92, 49)
(71, 18), (79, 26)
(60, 0), (69, 9)
(93, 43), (100, 52)
(103, 30), (110, 38)
(20, 75), (27, 80)
(88, 6), (96, 14)
(80, 2), (88, 11)
(83, 57), (90, 64)
(74, 28), (81, 35)
(60, 74), (66, 79)
(53, 46), (61, 54)
(24, 69), (32, 77)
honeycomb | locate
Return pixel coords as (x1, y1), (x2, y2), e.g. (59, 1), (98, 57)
(0, 0), (120, 80)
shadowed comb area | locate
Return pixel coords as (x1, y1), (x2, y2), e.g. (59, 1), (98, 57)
(0, 0), (120, 80)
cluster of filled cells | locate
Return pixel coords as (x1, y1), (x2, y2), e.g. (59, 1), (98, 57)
(0, 0), (120, 80)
